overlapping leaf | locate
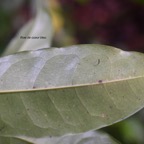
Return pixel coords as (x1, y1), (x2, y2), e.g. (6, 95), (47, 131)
(0, 44), (144, 139)
(0, 131), (120, 144)
(2, 0), (53, 56)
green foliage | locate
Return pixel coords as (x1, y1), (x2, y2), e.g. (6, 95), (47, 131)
(1, 0), (144, 143)
(0, 44), (144, 143)
(134, 0), (144, 4)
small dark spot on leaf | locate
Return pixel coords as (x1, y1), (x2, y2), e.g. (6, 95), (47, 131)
(0, 125), (5, 132)
(109, 106), (113, 109)
(98, 80), (103, 83)
(138, 98), (141, 101)
(93, 59), (100, 66)
(98, 59), (100, 65)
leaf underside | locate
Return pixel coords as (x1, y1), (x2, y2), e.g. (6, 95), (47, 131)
(0, 131), (120, 144)
(0, 44), (144, 139)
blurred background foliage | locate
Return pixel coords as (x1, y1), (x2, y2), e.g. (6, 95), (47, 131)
(0, 0), (144, 143)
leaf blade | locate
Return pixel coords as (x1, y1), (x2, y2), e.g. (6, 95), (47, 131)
(0, 44), (144, 138)
(0, 131), (120, 144)
(2, 3), (53, 56)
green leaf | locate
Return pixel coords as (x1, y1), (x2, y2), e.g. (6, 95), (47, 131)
(0, 131), (120, 144)
(0, 44), (144, 138)
(2, 1), (53, 56)
(0, 136), (32, 144)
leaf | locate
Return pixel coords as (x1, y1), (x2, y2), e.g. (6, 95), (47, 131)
(0, 136), (32, 144)
(0, 131), (120, 144)
(2, 1), (53, 56)
(0, 44), (144, 138)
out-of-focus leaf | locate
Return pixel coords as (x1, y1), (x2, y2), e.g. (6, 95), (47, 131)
(118, 118), (144, 144)
(2, 0), (53, 56)
(1, 0), (24, 11)
(0, 44), (144, 138)
(133, 0), (144, 4)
